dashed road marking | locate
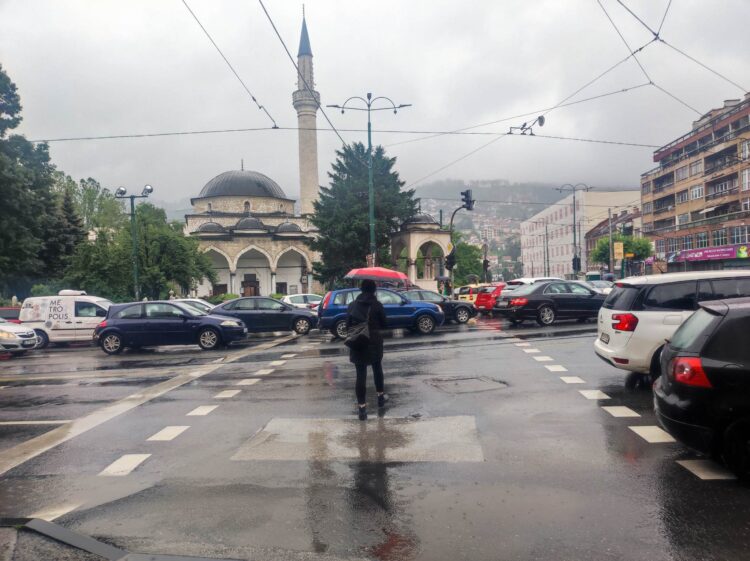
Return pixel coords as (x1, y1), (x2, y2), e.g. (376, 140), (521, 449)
(30, 503), (82, 521)
(269, 360), (286, 366)
(0, 420), (71, 426)
(187, 405), (219, 416)
(281, 353), (297, 358)
(522, 348), (540, 354)
(578, 389), (610, 400)
(533, 356), (554, 362)
(515, 342), (531, 347)
(560, 376), (585, 384)
(236, 378), (260, 386)
(99, 454), (151, 476)
(677, 459), (737, 480)
(545, 365), (568, 372)
(147, 425), (190, 441)
(214, 389), (241, 399)
(256, 368), (274, 376)
(629, 425), (676, 443)
(602, 406), (640, 418)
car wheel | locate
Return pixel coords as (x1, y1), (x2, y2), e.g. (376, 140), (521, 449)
(334, 320), (348, 339)
(293, 317), (311, 335)
(100, 332), (123, 355)
(34, 330), (49, 349)
(536, 305), (555, 326)
(722, 421), (750, 480)
(416, 315), (436, 335)
(198, 327), (221, 350)
(455, 307), (471, 324)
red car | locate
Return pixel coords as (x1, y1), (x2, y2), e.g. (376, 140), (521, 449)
(474, 284), (505, 314)
(0, 307), (21, 324)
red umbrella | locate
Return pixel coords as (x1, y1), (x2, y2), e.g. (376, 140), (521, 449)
(345, 266), (408, 282)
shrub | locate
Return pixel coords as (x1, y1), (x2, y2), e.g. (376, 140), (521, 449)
(206, 293), (239, 305)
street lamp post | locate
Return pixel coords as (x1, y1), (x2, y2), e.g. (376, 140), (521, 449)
(115, 185), (154, 300)
(327, 93), (411, 265)
(557, 183), (592, 276)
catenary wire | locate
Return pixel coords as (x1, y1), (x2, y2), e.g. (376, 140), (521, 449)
(614, 0), (659, 37)
(180, 0), (277, 128)
(657, 0), (672, 35)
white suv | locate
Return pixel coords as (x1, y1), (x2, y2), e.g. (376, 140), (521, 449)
(500, 277), (562, 297)
(594, 271), (750, 376)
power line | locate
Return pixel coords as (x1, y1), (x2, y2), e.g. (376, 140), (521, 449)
(657, 0), (672, 35)
(180, 0), (277, 128)
(420, 195), (642, 210)
(658, 39), (747, 93)
(614, 0), (659, 37)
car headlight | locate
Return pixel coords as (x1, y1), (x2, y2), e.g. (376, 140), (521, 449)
(0, 331), (14, 339)
(220, 320), (240, 327)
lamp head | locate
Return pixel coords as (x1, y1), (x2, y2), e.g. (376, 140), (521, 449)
(115, 187), (127, 197)
(142, 184), (153, 196)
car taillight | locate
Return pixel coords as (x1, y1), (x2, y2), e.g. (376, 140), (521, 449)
(612, 313), (638, 331)
(321, 292), (332, 309)
(98, 320), (107, 328)
(510, 297), (528, 307)
(671, 357), (712, 388)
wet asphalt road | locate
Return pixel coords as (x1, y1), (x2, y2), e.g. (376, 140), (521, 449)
(1, 318), (750, 561)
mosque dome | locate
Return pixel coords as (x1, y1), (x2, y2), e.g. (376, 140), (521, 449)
(275, 221), (303, 235)
(197, 221), (227, 233)
(197, 170), (288, 200)
(404, 213), (440, 226)
(234, 216), (267, 231)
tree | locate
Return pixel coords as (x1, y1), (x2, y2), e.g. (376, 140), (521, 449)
(309, 142), (417, 285)
(52, 173), (126, 231)
(590, 234), (653, 265)
(451, 232), (483, 286)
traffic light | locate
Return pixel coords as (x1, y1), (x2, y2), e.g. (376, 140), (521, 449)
(572, 255), (581, 273)
(460, 189), (475, 211)
(445, 250), (456, 271)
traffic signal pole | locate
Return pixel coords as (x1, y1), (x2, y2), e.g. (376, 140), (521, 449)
(445, 189), (475, 291)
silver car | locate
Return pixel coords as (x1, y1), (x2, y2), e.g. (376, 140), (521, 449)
(0, 317), (38, 355)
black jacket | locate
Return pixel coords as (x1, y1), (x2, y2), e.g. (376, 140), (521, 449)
(346, 292), (387, 365)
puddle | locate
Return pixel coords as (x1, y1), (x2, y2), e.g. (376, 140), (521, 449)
(427, 376), (509, 394)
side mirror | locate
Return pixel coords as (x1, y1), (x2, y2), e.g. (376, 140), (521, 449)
(400, 299), (408, 306)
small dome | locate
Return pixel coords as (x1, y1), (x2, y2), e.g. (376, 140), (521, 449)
(198, 170), (287, 199)
(276, 221), (303, 234)
(197, 221), (227, 233)
(235, 216), (266, 231)
(405, 213), (439, 226)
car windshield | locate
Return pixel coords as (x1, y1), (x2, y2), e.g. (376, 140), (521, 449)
(96, 299), (113, 310)
(185, 300), (212, 313)
(506, 283), (537, 296)
(175, 303), (206, 317)
(670, 308), (720, 350)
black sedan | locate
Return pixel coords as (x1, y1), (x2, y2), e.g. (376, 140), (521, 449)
(402, 289), (477, 324)
(493, 280), (605, 326)
(212, 297), (317, 335)
(654, 297), (750, 478)
(94, 301), (247, 354)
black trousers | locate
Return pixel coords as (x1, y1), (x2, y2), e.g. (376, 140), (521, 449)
(355, 362), (384, 404)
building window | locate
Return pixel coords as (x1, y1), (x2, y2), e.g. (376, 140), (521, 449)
(742, 140), (750, 160)
(742, 169), (750, 191)
(696, 232), (709, 248)
(675, 166), (689, 181)
(689, 160), (703, 176)
(676, 190), (689, 203)
(732, 226), (748, 245)
(712, 229), (728, 246)
(244, 201), (251, 213)
(677, 213), (689, 225)
(641, 181), (651, 194)
(683, 235), (693, 250)
(643, 201), (653, 213)
(207, 202), (212, 212)
(643, 223), (654, 233)
(743, 198), (750, 211)
(668, 238), (680, 252)
(691, 185), (704, 199)
(656, 239), (666, 254)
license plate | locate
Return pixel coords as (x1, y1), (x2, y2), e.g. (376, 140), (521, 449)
(600, 333), (610, 344)
(22, 339), (36, 347)
(496, 301), (509, 308)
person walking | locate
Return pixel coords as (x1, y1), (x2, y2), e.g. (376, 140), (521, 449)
(347, 279), (388, 421)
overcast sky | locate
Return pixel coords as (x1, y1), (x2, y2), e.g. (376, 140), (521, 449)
(2, 0), (749, 204)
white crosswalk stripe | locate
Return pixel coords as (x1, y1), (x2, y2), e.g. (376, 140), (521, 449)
(560, 376), (585, 384)
(236, 378), (260, 386)
(186, 405), (219, 416)
(147, 426), (189, 441)
(99, 454), (151, 476)
(602, 406), (640, 418)
(677, 459), (736, 480)
(545, 365), (568, 372)
(269, 360), (286, 366)
(533, 356), (554, 362)
(255, 369), (274, 376)
(629, 425), (675, 443)
(522, 348), (540, 354)
(578, 389), (610, 400)
(214, 389), (241, 399)
(281, 353), (297, 358)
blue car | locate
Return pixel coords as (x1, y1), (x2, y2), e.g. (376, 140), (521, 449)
(318, 288), (445, 339)
(94, 301), (247, 354)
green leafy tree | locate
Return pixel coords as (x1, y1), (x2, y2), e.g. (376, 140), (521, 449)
(451, 232), (483, 286)
(590, 234), (653, 265)
(309, 142), (417, 286)
(52, 172), (125, 231)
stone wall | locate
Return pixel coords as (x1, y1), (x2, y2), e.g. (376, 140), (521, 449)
(192, 196), (294, 215)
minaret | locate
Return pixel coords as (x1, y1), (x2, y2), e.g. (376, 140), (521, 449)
(292, 13), (320, 216)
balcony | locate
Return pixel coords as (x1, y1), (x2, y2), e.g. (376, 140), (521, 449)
(653, 205), (674, 215)
(705, 186), (739, 201)
(652, 181), (674, 194)
(677, 206), (748, 231)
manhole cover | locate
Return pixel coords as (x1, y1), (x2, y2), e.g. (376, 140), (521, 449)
(428, 376), (508, 394)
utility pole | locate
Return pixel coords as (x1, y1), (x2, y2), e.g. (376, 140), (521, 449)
(115, 185), (154, 300)
(544, 222), (550, 276)
(557, 183), (592, 277)
(327, 93), (411, 265)
(608, 208), (614, 277)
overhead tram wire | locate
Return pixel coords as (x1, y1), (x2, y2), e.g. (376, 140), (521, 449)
(180, 0), (277, 128)
(656, 0), (672, 35)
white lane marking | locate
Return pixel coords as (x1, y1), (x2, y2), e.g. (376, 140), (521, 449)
(187, 405), (219, 416)
(522, 348), (540, 354)
(545, 365), (568, 372)
(281, 353), (297, 358)
(236, 378), (260, 386)
(0, 336), (293, 477)
(147, 425), (190, 441)
(269, 360), (286, 366)
(212, 357), (225, 363)
(515, 342), (531, 347)
(560, 376), (585, 384)
(533, 356), (554, 362)
(629, 425), (676, 443)
(0, 420), (71, 426)
(677, 459), (737, 480)
(214, 389), (241, 399)
(602, 406), (641, 418)
(30, 503), (82, 521)
(99, 454), (151, 476)
(255, 368), (274, 376)
(578, 389), (610, 400)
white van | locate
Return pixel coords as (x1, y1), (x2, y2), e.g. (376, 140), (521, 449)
(20, 290), (113, 348)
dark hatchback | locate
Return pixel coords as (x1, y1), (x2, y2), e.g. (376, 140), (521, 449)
(211, 296), (317, 335)
(654, 297), (750, 477)
(401, 289), (476, 324)
(94, 301), (247, 354)
(493, 280), (605, 326)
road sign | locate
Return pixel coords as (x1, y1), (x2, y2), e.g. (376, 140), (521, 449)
(613, 242), (624, 260)
(625, 252), (635, 258)
(446, 242), (453, 254)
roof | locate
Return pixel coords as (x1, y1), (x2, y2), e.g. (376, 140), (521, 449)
(197, 221), (227, 233)
(235, 216), (266, 231)
(298, 17), (312, 57)
(701, 297), (750, 315)
(276, 221), (302, 233)
(404, 213), (439, 226)
(619, 270), (750, 286)
(195, 170), (288, 200)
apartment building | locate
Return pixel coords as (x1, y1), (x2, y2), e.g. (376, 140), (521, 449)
(641, 94), (750, 271)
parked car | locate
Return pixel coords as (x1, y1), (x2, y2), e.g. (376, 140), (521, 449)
(474, 284), (506, 314)
(594, 271), (750, 377)
(402, 289), (476, 324)
(654, 297), (750, 478)
(94, 301), (247, 355)
(20, 290), (112, 348)
(175, 298), (215, 314)
(212, 297), (317, 335)
(494, 280), (605, 326)
(456, 284), (487, 303)
(0, 307), (21, 324)
(500, 277), (562, 297)
(318, 288), (445, 338)
(0, 317), (38, 355)
(281, 293), (323, 310)
(585, 280), (614, 294)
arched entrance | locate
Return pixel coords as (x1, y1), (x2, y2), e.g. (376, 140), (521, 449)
(416, 241), (445, 288)
(235, 247), (273, 296)
(275, 248), (312, 295)
(198, 248), (233, 297)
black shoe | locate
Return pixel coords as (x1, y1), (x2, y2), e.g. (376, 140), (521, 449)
(358, 406), (367, 421)
(378, 394), (387, 408)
